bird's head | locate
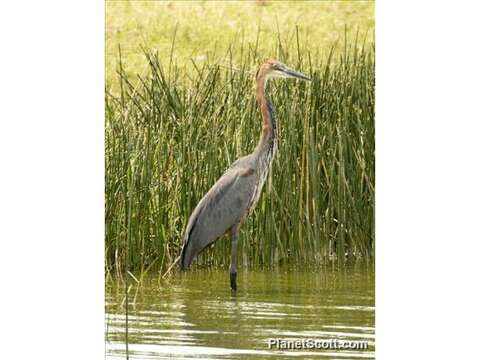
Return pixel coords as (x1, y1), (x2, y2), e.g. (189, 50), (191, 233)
(256, 59), (311, 82)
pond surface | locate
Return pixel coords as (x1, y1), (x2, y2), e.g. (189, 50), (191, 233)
(106, 266), (374, 359)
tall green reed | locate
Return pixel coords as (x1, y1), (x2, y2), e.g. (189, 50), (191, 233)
(105, 36), (375, 275)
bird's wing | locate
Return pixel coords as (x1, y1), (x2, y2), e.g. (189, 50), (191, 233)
(180, 163), (257, 269)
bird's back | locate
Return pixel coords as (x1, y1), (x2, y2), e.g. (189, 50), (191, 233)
(180, 155), (257, 269)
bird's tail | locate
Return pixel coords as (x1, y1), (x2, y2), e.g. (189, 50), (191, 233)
(160, 236), (190, 278)
(180, 237), (193, 271)
(180, 216), (200, 270)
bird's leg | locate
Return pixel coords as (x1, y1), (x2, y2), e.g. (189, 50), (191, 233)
(230, 226), (239, 291)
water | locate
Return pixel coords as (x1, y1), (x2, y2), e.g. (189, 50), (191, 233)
(106, 266), (375, 359)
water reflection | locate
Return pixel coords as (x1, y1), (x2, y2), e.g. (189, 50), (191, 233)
(106, 266), (375, 359)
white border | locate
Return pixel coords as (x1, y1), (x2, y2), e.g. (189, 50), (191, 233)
(0, 2), (104, 359)
(377, 1), (480, 358)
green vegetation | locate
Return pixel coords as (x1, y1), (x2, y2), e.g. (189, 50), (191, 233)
(106, 0), (374, 89)
(105, 1), (375, 275)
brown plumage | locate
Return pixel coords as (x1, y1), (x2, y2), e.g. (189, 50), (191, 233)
(180, 59), (311, 291)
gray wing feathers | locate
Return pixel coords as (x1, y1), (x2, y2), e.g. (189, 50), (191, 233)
(180, 163), (256, 269)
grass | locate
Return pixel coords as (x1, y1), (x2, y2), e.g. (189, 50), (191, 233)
(105, 1), (375, 275)
(106, 0), (374, 90)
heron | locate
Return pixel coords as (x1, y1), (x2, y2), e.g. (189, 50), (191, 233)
(180, 59), (311, 291)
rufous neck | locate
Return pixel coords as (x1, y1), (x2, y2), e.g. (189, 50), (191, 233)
(255, 75), (274, 146)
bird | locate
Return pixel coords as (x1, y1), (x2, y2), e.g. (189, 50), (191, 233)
(180, 59), (311, 291)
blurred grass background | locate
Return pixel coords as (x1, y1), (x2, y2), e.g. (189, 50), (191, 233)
(105, 1), (375, 275)
(106, 1), (374, 90)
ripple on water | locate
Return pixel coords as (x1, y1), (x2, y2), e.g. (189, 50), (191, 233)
(106, 268), (375, 359)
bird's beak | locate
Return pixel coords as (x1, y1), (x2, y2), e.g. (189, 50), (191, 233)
(281, 67), (311, 81)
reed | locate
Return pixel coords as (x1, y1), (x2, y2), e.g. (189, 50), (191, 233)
(105, 36), (375, 274)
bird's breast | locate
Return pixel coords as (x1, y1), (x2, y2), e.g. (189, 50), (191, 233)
(247, 151), (274, 215)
